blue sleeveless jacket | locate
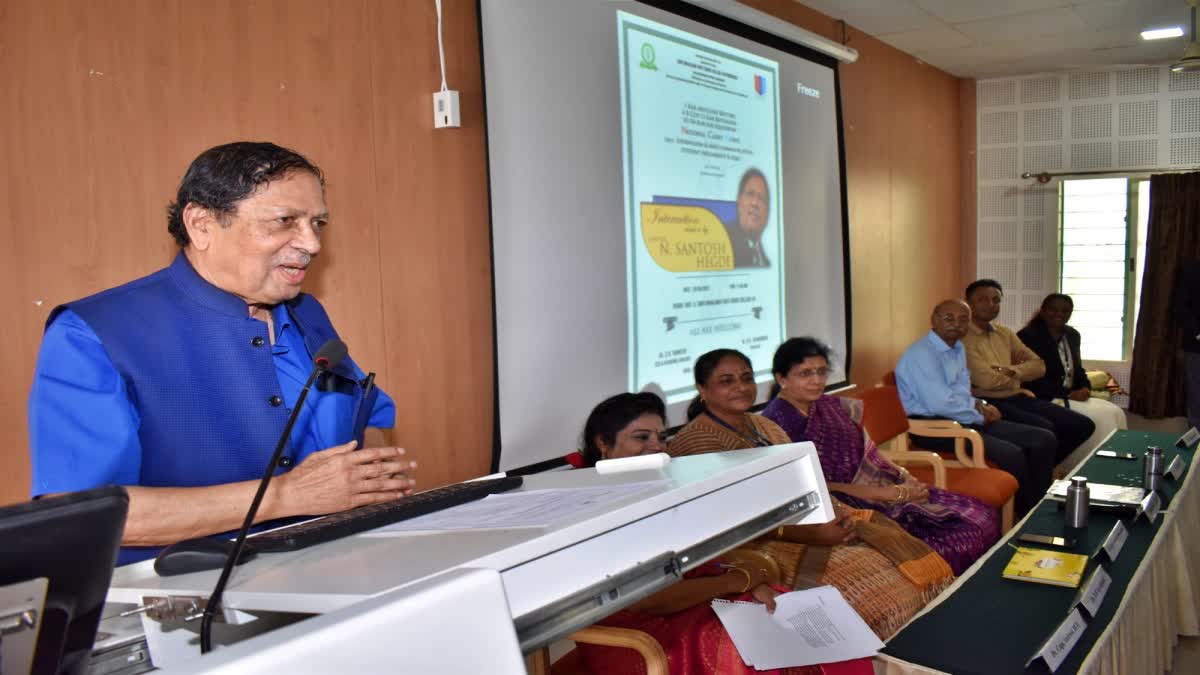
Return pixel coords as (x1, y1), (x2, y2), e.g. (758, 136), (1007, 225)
(54, 253), (372, 488)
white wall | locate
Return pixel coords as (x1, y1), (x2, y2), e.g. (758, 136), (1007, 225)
(974, 66), (1200, 406)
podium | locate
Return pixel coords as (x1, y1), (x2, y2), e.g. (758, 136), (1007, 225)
(163, 568), (525, 674)
(106, 443), (831, 669)
(0, 578), (45, 675)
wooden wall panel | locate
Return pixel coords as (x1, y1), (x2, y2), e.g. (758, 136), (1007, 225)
(743, 1), (968, 388)
(838, 30), (898, 386)
(364, 0), (494, 490)
(1, 0), (967, 506)
(0, 0), (485, 506)
(960, 78), (979, 288)
(889, 57), (964, 346)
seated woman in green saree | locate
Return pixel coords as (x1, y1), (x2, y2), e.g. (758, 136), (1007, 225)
(667, 349), (954, 636)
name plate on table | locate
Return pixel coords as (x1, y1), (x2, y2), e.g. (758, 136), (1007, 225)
(1074, 566), (1112, 618)
(1135, 492), (1162, 523)
(1099, 521), (1128, 562)
(1026, 607), (1088, 673)
(1176, 427), (1200, 448)
(1167, 455), (1186, 481)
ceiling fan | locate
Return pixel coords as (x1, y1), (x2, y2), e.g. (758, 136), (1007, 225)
(1172, 0), (1200, 72)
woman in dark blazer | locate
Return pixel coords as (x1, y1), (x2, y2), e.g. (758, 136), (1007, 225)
(1017, 294), (1126, 470)
(1018, 294), (1090, 402)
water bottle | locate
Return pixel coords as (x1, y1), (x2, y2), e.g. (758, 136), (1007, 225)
(1065, 476), (1089, 528)
(1143, 446), (1165, 494)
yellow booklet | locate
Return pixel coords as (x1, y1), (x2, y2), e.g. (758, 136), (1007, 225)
(1002, 547), (1088, 588)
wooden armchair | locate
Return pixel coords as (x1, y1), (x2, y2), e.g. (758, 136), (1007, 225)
(855, 383), (1017, 532)
(838, 392), (948, 488)
(537, 544), (785, 674)
(532, 452), (670, 675)
(531, 625), (668, 675)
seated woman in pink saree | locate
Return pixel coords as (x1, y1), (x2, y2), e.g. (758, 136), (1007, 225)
(572, 392), (877, 675)
(761, 338), (999, 574)
(574, 361), (951, 675)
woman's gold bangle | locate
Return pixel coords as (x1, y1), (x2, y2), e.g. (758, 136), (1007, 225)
(726, 566), (753, 593)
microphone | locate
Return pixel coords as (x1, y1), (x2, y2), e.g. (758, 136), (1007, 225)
(187, 338), (347, 653)
(313, 338), (348, 371)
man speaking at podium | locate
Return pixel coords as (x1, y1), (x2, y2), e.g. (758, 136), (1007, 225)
(28, 142), (416, 564)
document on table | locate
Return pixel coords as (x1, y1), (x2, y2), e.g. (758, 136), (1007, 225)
(711, 585), (883, 669)
(360, 480), (670, 534)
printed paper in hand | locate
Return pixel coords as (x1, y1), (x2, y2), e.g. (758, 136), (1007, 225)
(711, 585), (882, 669)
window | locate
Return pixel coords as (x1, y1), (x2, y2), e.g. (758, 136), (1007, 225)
(1058, 177), (1150, 361)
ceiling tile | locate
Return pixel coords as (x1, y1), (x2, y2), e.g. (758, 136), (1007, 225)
(796, 0), (938, 35)
(917, 38), (1183, 78)
(954, 7), (1089, 43)
(1013, 26), (1138, 50)
(912, 0), (1071, 24)
(909, 44), (1023, 77)
(1082, 41), (1187, 67)
(797, 0), (1189, 78)
(1073, 0), (1185, 32)
(877, 25), (975, 53)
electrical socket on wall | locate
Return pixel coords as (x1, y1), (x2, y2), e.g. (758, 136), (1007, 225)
(433, 90), (461, 128)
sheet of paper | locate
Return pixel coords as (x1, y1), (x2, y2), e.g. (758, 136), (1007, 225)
(359, 481), (670, 534)
(1048, 479), (1144, 506)
(711, 585), (883, 669)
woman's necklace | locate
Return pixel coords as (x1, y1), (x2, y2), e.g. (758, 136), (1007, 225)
(705, 411), (773, 447)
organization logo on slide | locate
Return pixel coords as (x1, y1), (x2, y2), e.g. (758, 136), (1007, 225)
(753, 74), (767, 96)
(639, 43), (658, 71)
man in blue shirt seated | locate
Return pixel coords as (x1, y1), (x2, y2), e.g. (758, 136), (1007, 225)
(895, 299), (1056, 516)
(28, 142), (417, 564)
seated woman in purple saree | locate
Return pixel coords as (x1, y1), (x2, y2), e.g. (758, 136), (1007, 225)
(761, 338), (999, 574)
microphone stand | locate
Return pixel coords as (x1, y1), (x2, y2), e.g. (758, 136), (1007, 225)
(199, 360), (330, 653)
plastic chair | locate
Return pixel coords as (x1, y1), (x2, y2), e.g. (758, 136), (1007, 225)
(855, 383), (1018, 532)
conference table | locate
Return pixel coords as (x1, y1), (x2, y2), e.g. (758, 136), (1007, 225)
(878, 430), (1199, 675)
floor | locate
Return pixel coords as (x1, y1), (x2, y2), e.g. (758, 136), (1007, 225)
(1172, 636), (1200, 673)
(1125, 412), (1189, 435)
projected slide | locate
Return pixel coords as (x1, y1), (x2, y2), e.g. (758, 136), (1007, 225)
(482, 0), (848, 470)
(618, 11), (785, 402)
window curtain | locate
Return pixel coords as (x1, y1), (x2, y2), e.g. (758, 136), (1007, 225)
(1128, 172), (1200, 417)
